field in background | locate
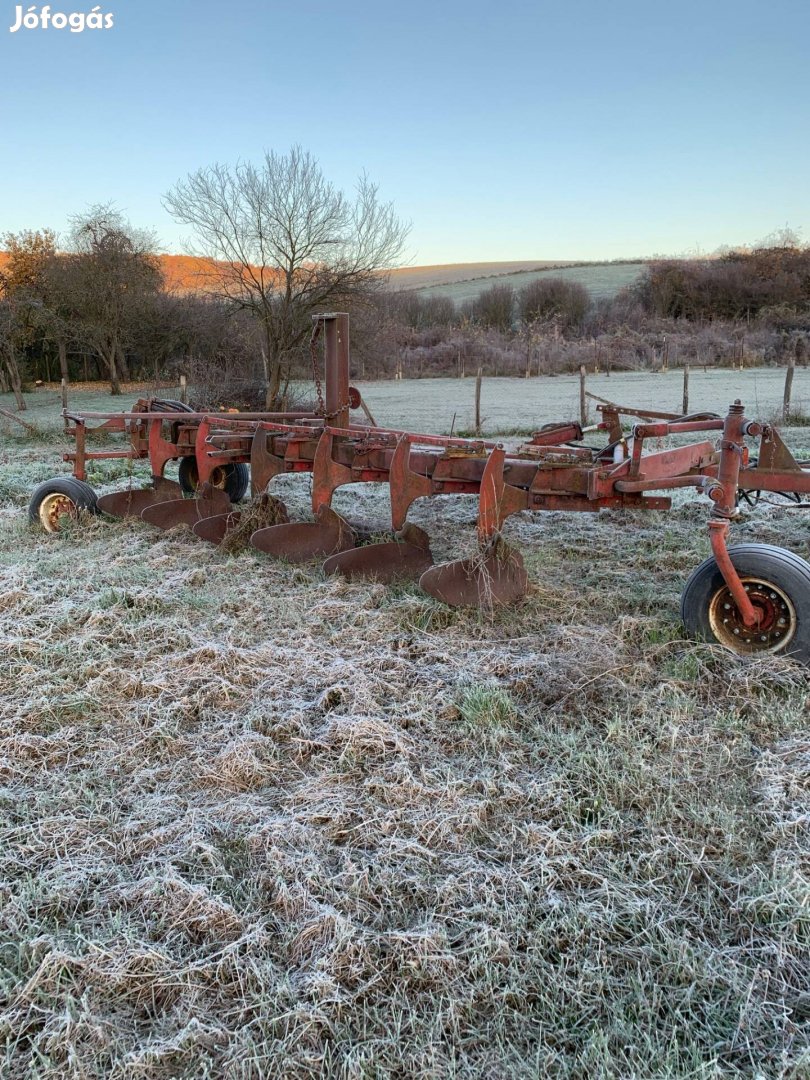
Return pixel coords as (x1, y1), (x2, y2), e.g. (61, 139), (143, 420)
(410, 261), (647, 305)
(386, 261), (581, 291)
(358, 366), (809, 434)
(1, 253), (606, 296)
(1, 383), (808, 1077)
(7, 365), (805, 439)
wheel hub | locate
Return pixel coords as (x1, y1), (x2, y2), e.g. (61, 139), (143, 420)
(709, 577), (796, 653)
(38, 493), (77, 533)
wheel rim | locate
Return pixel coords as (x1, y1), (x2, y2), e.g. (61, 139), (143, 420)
(38, 493), (78, 533)
(186, 462), (226, 490)
(209, 467), (227, 490)
(708, 576), (797, 654)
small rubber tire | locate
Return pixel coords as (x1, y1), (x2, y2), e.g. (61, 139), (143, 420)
(29, 477), (98, 533)
(681, 543), (810, 664)
(177, 458), (250, 503)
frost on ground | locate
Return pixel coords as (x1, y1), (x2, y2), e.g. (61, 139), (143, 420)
(0, 400), (808, 1078)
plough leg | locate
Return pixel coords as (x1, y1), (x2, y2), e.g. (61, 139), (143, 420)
(420, 448), (529, 608)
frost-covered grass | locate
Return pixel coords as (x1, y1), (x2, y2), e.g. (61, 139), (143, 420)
(0, 404), (808, 1078)
(414, 260), (646, 305)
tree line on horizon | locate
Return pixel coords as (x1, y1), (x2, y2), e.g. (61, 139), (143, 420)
(0, 147), (808, 410)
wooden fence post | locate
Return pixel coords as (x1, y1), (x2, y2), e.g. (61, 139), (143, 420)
(682, 365), (689, 416)
(783, 355), (795, 421)
(475, 367), (483, 435)
(180, 374), (188, 404)
(579, 365), (587, 427)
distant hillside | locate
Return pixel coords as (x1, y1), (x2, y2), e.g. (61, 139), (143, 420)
(0, 252), (273, 294)
(0, 252), (646, 302)
(409, 261), (647, 304)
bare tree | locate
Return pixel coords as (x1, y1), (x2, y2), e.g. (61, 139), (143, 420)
(463, 284), (515, 333)
(518, 278), (590, 332)
(0, 299), (30, 409)
(163, 146), (409, 406)
(59, 205), (163, 394)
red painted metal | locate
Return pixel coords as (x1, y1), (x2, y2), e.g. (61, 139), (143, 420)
(390, 436), (432, 531)
(709, 520), (759, 627)
(324, 314), (351, 429)
(46, 316), (810, 623)
(478, 448), (529, 539)
(312, 431), (354, 513)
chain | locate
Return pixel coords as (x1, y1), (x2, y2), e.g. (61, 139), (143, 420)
(310, 321), (326, 417)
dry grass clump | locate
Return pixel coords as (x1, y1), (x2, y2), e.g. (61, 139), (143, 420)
(0, 427), (809, 1078)
(219, 494), (289, 555)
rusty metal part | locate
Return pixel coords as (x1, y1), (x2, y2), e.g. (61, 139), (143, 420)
(528, 422), (583, 446)
(323, 541), (433, 583)
(420, 538), (529, 609)
(250, 430), (286, 495)
(97, 477), (182, 519)
(478, 447), (529, 539)
(323, 525), (433, 584)
(310, 319), (326, 416)
(141, 485), (233, 531)
(323, 314), (350, 427)
(250, 506), (354, 562)
(193, 511), (242, 545)
(708, 574), (796, 652)
(708, 520), (759, 627)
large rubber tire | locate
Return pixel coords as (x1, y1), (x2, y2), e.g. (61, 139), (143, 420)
(152, 398), (194, 413)
(177, 458), (250, 503)
(681, 543), (810, 664)
(29, 477), (98, 533)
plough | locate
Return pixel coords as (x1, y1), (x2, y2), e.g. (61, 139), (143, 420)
(29, 313), (810, 662)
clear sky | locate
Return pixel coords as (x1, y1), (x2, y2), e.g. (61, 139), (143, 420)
(1, 0), (808, 263)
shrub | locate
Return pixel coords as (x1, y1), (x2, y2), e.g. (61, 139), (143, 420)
(518, 277), (589, 331)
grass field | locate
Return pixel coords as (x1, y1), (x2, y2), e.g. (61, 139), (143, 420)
(1, 384), (808, 1078)
(386, 262), (582, 291)
(407, 262), (647, 305)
